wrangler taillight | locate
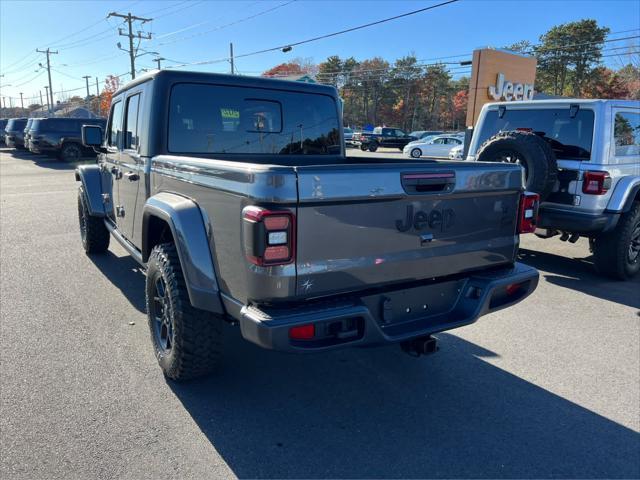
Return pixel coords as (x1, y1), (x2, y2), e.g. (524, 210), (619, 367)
(518, 192), (539, 234)
(582, 171), (611, 195)
(242, 206), (295, 266)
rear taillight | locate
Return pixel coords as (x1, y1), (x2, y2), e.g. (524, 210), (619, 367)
(518, 192), (539, 234)
(582, 171), (611, 195)
(242, 206), (295, 266)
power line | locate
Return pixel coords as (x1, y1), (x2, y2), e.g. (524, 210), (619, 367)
(155, 0), (296, 46)
(165, 0), (460, 69)
(107, 11), (153, 79)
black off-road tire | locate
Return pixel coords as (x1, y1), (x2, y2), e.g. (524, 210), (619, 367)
(60, 142), (82, 162)
(360, 143), (368, 151)
(77, 188), (110, 253)
(146, 243), (223, 381)
(368, 143), (378, 152)
(476, 131), (558, 200)
(592, 201), (640, 280)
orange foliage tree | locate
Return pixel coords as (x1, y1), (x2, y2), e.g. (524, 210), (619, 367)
(99, 75), (121, 115)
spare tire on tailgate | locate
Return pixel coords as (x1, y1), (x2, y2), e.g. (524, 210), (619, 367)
(476, 131), (558, 201)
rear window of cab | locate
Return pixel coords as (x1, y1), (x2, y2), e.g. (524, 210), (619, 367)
(168, 83), (341, 156)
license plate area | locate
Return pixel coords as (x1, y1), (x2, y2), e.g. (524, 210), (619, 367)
(361, 279), (467, 331)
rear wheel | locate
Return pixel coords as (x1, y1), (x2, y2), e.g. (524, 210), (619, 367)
(593, 201), (640, 280)
(360, 144), (368, 151)
(368, 144), (378, 152)
(77, 188), (110, 254)
(410, 148), (422, 158)
(60, 142), (82, 162)
(146, 243), (223, 380)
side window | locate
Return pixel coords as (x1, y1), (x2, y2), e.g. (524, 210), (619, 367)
(613, 111), (640, 156)
(109, 100), (124, 148)
(395, 129), (405, 137)
(433, 138), (446, 145)
(124, 94), (141, 150)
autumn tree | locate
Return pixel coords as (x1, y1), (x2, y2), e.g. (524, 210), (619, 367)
(262, 57), (316, 78)
(582, 67), (630, 98)
(100, 75), (121, 115)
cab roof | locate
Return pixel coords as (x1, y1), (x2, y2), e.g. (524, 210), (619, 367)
(114, 69), (338, 98)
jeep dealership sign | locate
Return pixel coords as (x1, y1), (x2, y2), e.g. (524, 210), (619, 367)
(488, 73), (534, 101)
(466, 48), (538, 127)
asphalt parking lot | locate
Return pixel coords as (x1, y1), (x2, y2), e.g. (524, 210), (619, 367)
(1, 147), (639, 479)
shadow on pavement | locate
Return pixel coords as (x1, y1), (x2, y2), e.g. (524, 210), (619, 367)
(167, 327), (640, 479)
(518, 248), (640, 309)
(88, 251), (146, 312)
(4, 147), (96, 170)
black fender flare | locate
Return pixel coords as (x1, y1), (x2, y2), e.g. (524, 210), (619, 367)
(142, 192), (224, 314)
(75, 165), (108, 217)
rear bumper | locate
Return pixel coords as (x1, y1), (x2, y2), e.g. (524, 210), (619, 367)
(239, 263), (538, 353)
(538, 206), (620, 234)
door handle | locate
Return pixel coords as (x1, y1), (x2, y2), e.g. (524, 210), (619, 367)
(111, 166), (122, 180)
(124, 172), (139, 181)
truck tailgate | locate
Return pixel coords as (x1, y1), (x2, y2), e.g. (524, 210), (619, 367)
(295, 161), (524, 297)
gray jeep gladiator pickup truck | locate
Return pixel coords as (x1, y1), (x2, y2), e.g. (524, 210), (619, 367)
(77, 70), (539, 380)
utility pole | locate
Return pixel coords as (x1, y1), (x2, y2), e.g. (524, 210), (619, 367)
(39, 90), (43, 107)
(153, 57), (165, 70)
(43, 86), (50, 111)
(108, 11), (152, 80)
(82, 75), (91, 98)
(36, 48), (58, 111)
(95, 77), (100, 96)
(19, 92), (24, 109)
(230, 43), (235, 75)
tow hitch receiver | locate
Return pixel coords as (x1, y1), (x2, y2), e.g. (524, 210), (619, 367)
(400, 335), (439, 357)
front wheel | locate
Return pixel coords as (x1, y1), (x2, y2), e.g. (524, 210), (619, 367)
(146, 243), (223, 380)
(410, 148), (422, 158)
(593, 201), (640, 280)
(77, 189), (110, 253)
(360, 144), (368, 151)
(368, 144), (378, 152)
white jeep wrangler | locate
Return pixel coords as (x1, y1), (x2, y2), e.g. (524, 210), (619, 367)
(467, 99), (640, 280)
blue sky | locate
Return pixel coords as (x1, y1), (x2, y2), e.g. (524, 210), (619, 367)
(1, 0), (639, 106)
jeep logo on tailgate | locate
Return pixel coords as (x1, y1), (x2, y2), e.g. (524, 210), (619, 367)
(396, 205), (456, 232)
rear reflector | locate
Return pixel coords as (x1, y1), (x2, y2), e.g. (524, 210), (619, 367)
(518, 192), (539, 234)
(289, 324), (315, 340)
(506, 282), (525, 296)
(582, 171), (611, 195)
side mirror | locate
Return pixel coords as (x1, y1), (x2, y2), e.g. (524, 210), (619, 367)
(82, 125), (103, 148)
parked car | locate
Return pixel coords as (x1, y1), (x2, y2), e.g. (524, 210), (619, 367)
(449, 144), (464, 160)
(344, 127), (356, 147)
(22, 118), (39, 151)
(359, 127), (416, 152)
(468, 99), (640, 280)
(409, 130), (444, 140)
(403, 135), (463, 159)
(0, 119), (7, 145)
(29, 117), (106, 161)
(76, 70), (538, 380)
(4, 118), (28, 149)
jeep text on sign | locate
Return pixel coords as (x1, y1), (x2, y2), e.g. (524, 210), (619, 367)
(466, 48), (538, 127)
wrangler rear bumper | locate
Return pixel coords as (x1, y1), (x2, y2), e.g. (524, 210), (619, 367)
(239, 262), (538, 352)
